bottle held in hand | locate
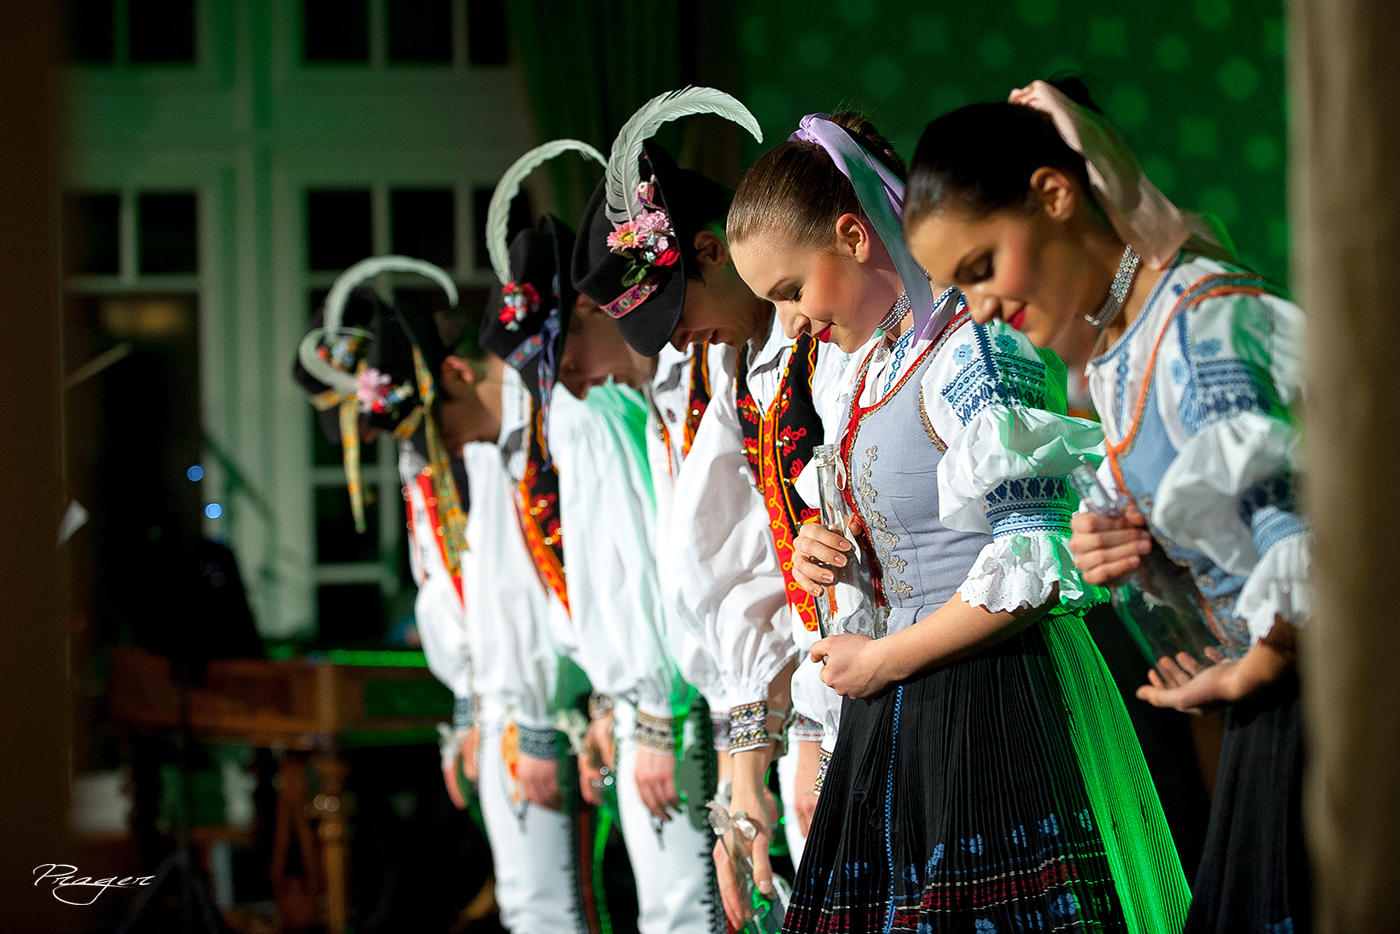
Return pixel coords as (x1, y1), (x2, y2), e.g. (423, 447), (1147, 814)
(811, 444), (887, 640)
(706, 802), (790, 933)
(1069, 465), (1234, 672)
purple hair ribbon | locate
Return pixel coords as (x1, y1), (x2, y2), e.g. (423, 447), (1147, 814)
(789, 114), (951, 340)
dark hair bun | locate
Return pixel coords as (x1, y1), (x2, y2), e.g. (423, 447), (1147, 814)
(829, 111), (906, 180)
(1046, 75), (1103, 114)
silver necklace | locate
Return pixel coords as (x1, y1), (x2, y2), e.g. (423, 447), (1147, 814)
(1086, 245), (1141, 328)
(876, 290), (911, 334)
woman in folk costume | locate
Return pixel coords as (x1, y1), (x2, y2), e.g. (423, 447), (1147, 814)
(727, 111), (1189, 933)
(478, 140), (726, 934)
(904, 79), (1311, 934)
(294, 258), (600, 934)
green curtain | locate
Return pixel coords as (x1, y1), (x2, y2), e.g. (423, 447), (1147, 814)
(504, 0), (743, 225)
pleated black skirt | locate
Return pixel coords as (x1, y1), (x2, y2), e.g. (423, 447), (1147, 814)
(782, 624), (1128, 933)
(1184, 675), (1309, 934)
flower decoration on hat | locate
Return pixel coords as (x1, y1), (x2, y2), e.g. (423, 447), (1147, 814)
(297, 255), (460, 542)
(605, 178), (679, 287)
(355, 364), (415, 414)
(497, 280), (541, 331)
(597, 87), (762, 319)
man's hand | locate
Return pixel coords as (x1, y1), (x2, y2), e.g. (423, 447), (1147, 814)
(442, 760), (466, 810)
(794, 739), (822, 836)
(579, 714), (615, 807)
(633, 747), (681, 820)
(518, 755), (563, 811)
(460, 725), (480, 785)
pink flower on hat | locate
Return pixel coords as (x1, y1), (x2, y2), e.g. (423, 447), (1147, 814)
(606, 180), (679, 288)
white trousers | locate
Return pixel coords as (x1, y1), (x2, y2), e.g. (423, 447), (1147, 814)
(612, 701), (725, 934)
(477, 715), (586, 934)
(777, 729), (806, 868)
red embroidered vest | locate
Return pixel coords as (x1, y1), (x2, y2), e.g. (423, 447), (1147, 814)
(735, 334), (823, 632)
(517, 404), (569, 613)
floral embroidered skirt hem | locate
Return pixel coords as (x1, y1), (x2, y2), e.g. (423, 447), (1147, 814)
(1184, 675), (1309, 934)
(782, 623), (1129, 934)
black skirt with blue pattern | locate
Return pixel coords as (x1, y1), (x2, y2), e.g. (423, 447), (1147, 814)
(782, 621), (1128, 934)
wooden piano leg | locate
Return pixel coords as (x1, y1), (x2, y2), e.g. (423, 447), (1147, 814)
(270, 752), (320, 930)
(313, 755), (350, 934)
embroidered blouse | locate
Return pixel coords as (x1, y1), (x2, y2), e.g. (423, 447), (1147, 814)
(401, 445), (474, 729)
(646, 343), (727, 710)
(1085, 253), (1307, 646)
(550, 380), (690, 741)
(660, 341), (800, 718)
(450, 369), (566, 758)
(741, 315), (851, 754)
(824, 290), (1103, 615)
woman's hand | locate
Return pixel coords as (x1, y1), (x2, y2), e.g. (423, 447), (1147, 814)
(812, 633), (889, 698)
(1139, 624), (1297, 712)
(1138, 650), (1233, 714)
(792, 520), (853, 596)
(633, 748), (681, 820)
(1069, 504), (1152, 585)
(518, 754), (564, 811)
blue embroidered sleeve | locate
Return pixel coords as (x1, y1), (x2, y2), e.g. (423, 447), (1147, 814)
(939, 323), (1050, 427)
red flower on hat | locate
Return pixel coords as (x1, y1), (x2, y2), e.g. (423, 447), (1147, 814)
(499, 281), (541, 331)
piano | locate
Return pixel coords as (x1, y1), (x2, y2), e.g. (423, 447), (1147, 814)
(108, 646), (454, 934)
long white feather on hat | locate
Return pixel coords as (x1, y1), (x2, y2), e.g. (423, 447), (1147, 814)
(604, 86), (763, 225)
(486, 139), (606, 286)
(298, 255), (458, 392)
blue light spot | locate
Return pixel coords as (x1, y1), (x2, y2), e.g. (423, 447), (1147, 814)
(204, 503), (224, 519)
(187, 465), (204, 482)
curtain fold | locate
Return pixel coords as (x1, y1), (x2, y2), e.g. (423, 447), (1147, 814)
(504, 0), (742, 225)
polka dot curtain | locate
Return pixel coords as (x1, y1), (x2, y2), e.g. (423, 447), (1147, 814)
(734, 0), (1289, 286)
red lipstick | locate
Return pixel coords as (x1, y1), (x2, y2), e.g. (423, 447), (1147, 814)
(816, 324), (834, 343)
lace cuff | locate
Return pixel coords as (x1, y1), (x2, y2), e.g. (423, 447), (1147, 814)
(517, 724), (558, 761)
(958, 532), (1102, 613)
(632, 710), (677, 755)
(728, 700), (770, 754)
(1236, 529), (1311, 643)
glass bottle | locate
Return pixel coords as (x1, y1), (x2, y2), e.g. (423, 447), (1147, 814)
(707, 802), (791, 933)
(811, 444), (886, 640)
(1069, 464), (1230, 670)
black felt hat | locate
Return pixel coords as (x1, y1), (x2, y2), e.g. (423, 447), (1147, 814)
(293, 258), (457, 444)
(571, 140), (731, 357)
(292, 285), (421, 444)
(479, 215), (576, 407)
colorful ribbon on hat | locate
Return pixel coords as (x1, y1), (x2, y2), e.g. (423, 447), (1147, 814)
(1008, 80), (1237, 269)
(411, 345), (468, 577)
(305, 345), (466, 578)
(789, 114), (945, 340)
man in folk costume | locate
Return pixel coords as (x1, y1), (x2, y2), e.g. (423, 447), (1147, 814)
(293, 260), (602, 934)
(478, 140), (726, 934)
(569, 88), (847, 923)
